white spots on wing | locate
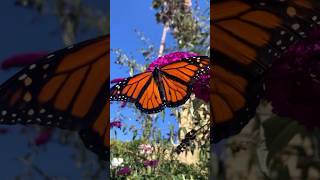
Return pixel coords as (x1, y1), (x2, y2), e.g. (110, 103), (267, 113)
(29, 64), (36, 70)
(40, 109), (46, 114)
(289, 36), (295, 41)
(312, 16), (318, 21)
(0, 106), (67, 126)
(1, 110), (7, 116)
(287, 6), (296, 17)
(42, 64), (49, 70)
(276, 40), (282, 46)
(23, 92), (32, 102)
(18, 74), (27, 81)
(24, 77), (32, 86)
(47, 54), (54, 59)
(27, 109), (34, 116)
(291, 23), (300, 30)
(259, 2), (266, 6)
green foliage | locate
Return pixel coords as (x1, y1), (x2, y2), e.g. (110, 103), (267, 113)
(263, 117), (306, 164)
(152, 0), (209, 54)
(111, 140), (208, 179)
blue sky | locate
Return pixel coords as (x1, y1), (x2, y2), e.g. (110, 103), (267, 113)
(110, 1), (179, 142)
(0, 0), (106, 179)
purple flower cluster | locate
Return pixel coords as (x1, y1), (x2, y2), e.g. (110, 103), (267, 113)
(110, 121), (122, 129)
(111, 78), (125, 84)
(265, 28), (320, 129)
(143, 160), (159, 168)
(147, 52), (199, 71)
(117, 166), (131, 176)
(34, 128), (53, 146)
(192, 74), (210, 102)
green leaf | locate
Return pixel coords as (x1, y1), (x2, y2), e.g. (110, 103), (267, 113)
(276, 166), (290, 180)
(162, 110), (165, 121)
(263, 116), (304, 164)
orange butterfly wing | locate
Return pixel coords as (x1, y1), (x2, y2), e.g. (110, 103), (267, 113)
(160, 56), (210, 107)
(0, 35), (109, 160)
(110, 71), (165, 113)
(211, 0), (320, 142)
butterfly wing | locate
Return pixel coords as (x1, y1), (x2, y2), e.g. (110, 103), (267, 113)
(211, 0), (320, 142)
(0, 35), (109, 160)
(213, 0), (320, 75)
(110, 56), (210, 114)
(110, 71), (166, 113)
(159, 56), (210, 108)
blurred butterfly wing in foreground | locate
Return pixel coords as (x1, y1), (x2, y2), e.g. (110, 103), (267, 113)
(0, 35), (109, 160)
(211, 0), (320, 142)
(110, 56), (210, 114)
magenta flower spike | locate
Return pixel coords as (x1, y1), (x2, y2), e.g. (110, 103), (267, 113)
(265, 28), (320, 129)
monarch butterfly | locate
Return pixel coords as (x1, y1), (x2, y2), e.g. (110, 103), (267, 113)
(211, 0), (320, 142)
(110, 56), (210, 114)
(0, 35), (109, 160)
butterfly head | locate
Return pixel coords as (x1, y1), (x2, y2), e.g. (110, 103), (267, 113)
(153, 66), (160, 73)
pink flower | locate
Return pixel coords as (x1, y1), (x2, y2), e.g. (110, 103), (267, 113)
(110, 121), (122, 129)
(117, 166), (131, 176)
(138, 144), (153, 155)
(193, 74), (210, 102)
(0, 128), (9, 134)
(34, 129), (53, 146)
(111, 78), (125, 84)
(144, 160), (159, 168)
(147, 52), (198, 71)
(1, 52), (47, 69)
(120, 102), (127, 108)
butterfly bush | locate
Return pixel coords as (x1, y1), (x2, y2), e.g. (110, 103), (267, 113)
(147, 52), (210, 102)
(147, 52), (198, 71)
(265, 28), (320, 130)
